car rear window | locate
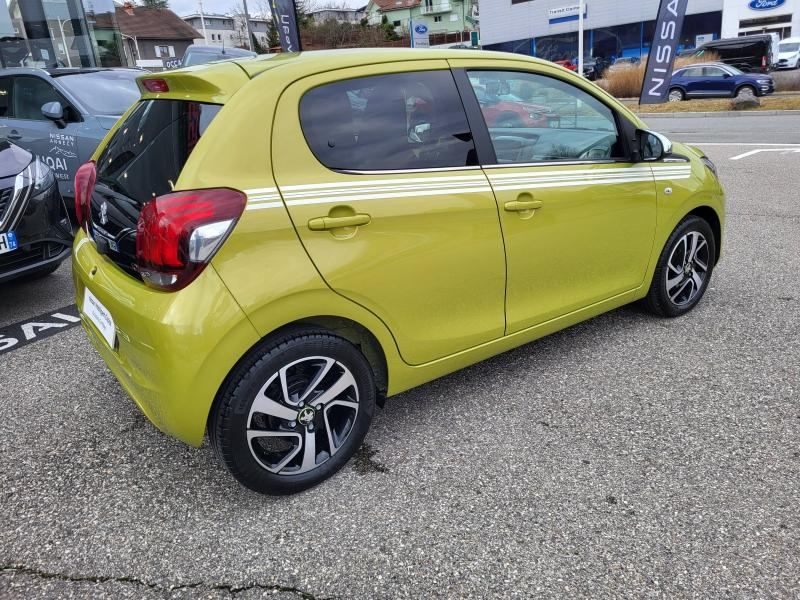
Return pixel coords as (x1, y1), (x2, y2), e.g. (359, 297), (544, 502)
(299, 70), (477, 171)
(95, 99), (221, 204)
(56, 71), (141, 116)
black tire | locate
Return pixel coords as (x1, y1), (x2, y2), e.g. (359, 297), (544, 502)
(496, 113), (522, 128)
(210, 329), (376, 495)
(643, 216), (717, 318)
(736, 85), (757, 98)
(668, 88), (684, 102)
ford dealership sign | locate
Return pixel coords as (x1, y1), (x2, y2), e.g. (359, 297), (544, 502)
(748, 0), (784, 10)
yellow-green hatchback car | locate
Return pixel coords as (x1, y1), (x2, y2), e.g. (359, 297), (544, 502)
(72, 49), (724, 495)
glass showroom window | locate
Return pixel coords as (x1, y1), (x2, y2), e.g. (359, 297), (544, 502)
(0, 0), (123, 67)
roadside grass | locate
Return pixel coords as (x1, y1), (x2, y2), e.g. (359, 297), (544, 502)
(772, 70), (800, 92)
(621, 95), (800, 113)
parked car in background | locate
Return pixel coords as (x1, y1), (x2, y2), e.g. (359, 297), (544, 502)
(553, 59), (577, 71)
(583, 57), (610, 80)
(688, 35), (774, 72)
(0, 141), (71, 282)
(472, 84), (559, 128)
(668, 62), (774, 101)
(608, 57), (640, 72)
(0, 68), (141, 203)
(180, 45), (257, 67)
(72, 49), (724, 495)
(777, 37), (800, 70)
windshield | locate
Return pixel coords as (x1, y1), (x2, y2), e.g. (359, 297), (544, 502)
(779, 42), (800, 52)
(57, 70), (141, 116)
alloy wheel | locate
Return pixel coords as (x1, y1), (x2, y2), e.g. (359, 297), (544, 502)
(665, 231), (710, 306)
(668, 90), (682, 102)
(246, 356), (359, 475)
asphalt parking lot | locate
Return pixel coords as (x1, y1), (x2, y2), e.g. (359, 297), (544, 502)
(2, 115), (799, 599)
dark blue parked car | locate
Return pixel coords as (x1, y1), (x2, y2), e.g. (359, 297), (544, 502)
(668, 62), (774, 102)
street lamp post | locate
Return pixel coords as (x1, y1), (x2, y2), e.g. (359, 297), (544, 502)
(198, 0), (208, 44)
(577, 0), (584, 77)
(121, 33), (140, 68)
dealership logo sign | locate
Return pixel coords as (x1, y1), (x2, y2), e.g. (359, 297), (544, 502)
(748, 0), (784, 10)
(414, 24), (428, 34)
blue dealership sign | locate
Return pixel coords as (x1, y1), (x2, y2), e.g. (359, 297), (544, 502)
(414, 24), (428, 34)
(748, 0), (784, 10)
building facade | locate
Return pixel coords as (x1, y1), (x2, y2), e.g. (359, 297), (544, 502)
(365, 0), (478, 37)
(116, 5), (199, 69)
(182, 12), (270, 49)
(1, 0), (124, 67)
(480, 0), (799, 62)
(308, 7), (366, 23)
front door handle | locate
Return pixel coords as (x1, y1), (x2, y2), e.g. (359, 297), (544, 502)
(504, 199), (542, 212)
(7, 130), (22, 140)
(308, 213), (371, 231)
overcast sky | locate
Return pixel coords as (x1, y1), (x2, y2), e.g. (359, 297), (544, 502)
(168, 0), (361, 18)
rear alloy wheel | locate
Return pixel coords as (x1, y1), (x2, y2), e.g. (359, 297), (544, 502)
(668, 88), (684, 102)
(736, 85), (756, 99)
(643, 216), (716, 318)
(211, 331), (376, 495)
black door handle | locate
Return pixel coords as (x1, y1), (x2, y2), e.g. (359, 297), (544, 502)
(7, 130), (21, 140)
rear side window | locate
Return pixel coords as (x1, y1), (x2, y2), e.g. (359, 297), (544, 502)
(299, 70), (477, 171)
(96, 99), (221, 204)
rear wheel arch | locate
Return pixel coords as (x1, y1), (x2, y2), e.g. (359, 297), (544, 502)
(207, 315), (389, 434)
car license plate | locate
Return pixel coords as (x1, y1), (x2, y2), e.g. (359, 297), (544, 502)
(83, 288), (116, 348)
(0, 231), (18, 255)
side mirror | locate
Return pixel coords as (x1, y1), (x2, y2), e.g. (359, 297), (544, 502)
(408, 122), (430, 144)
(42, 101), (66, 128)
(639, 129), (672, 161)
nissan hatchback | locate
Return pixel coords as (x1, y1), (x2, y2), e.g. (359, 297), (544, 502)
(72, 49), (725, 495)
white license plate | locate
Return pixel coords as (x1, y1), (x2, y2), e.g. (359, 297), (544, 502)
(0, 231), (18, 255)
(83, 288), (116, 348)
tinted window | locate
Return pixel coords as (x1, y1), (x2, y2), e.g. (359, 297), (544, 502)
(0, 77), (11, 117)
(468, 70), (622, 164)
(682, 67), (704, 77)
(96, 99), (221, 204)
(703, 67), (727, 77)
(300, 70), (476, 171)
(56, 71), (140, 116)
(12, 76), (62, 120)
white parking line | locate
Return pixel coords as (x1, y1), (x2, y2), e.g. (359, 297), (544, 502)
(730, 148), (800, 160)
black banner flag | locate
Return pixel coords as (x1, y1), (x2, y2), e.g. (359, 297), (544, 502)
(639, 0), (688, 104)
(270, 0), (302, 53)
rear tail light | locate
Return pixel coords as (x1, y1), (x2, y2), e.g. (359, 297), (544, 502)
(140, 78), (170, 93)
(74, 161), (96, 233)
(136, 188), (246, 292)
(762, 55), (768, 70)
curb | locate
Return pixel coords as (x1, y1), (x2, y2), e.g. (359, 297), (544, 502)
(635, 109), (800, 118)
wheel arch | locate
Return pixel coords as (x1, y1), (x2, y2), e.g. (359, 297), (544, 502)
(735, 83), (758, 95)
(686, 205), (722, 264)
(207, 313), (391, 435)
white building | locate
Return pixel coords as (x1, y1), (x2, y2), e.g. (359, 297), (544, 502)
(480, 0), (799, 61)
(182, 12), (271, 49)
(308, 7), (366, 23)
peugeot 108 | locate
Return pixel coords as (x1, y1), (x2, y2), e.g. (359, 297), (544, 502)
(72, 49), (725, 495)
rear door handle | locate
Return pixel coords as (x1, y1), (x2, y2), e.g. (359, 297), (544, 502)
(7, 130), (22, 140)
(504, 199), (542, 212)
(308, 213), (371, 231)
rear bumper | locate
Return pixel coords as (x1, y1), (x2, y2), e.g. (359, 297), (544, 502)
(72, 230), (260, 446)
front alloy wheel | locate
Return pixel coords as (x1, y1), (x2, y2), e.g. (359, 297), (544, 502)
(643, 215), (717, 317)
(211, 331), (376, 495)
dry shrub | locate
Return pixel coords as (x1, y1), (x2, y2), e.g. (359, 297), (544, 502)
(597, 52), (719, 98)
(772, 70), (800, 92)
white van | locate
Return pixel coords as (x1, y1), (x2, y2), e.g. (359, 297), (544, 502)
(777, 37), (800, 70)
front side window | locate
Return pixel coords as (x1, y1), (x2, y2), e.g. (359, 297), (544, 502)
(12, 76), (63, 120)
(300, 70), (476, 171)
(703, 67), (727, 77)
(0, 77), (11, 117)
(467, 70), (623, 164)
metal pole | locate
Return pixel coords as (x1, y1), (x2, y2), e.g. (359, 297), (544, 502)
(58, 19), (72, 67)
(240, 0), (254, 51)
(198, 0), (208, 44)
(577, 0), (584, 76)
